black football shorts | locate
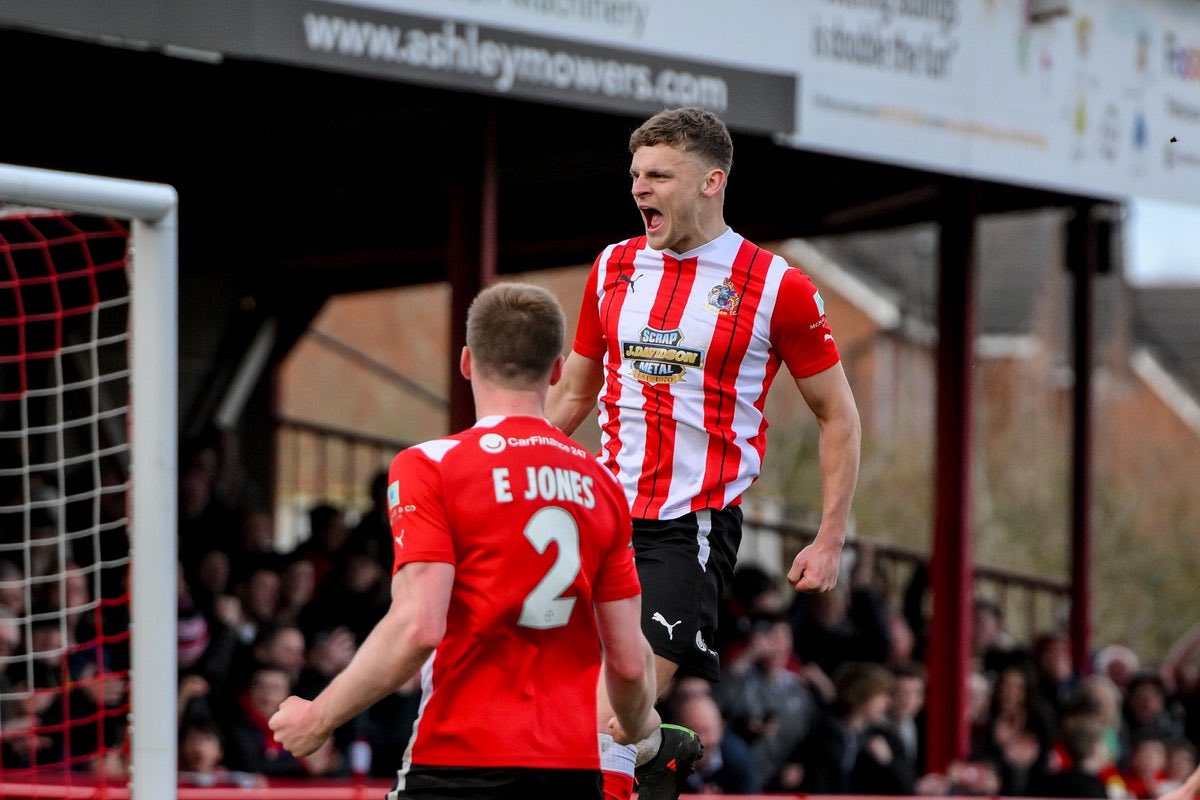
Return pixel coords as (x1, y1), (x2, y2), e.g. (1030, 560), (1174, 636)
(389, 765), (602, 799)
(632, 506), (742, 682)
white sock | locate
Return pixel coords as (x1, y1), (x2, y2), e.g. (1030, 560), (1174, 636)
(598, 733), (637, 777)
(634, 727), (663, 767)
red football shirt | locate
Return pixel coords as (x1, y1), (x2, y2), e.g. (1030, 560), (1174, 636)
(388, 415), (640, 772)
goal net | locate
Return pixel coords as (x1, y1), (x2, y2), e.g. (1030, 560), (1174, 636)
(0, 165), (177, 799)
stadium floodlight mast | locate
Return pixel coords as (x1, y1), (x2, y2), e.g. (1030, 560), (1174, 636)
(0, 163), (178, 800)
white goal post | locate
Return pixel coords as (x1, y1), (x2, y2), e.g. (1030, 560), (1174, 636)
(0, 163), (178, 799)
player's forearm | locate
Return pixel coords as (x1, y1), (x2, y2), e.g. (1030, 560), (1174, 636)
(1162, 763), (1200, 800)
(604, 638), (657, 739)
(547, 352), (604, 434)
(1184, 763), (1200, 798)
(814, 403), (861, 548)
(310, 610), (439, 736)
(546, 385), (595, 435)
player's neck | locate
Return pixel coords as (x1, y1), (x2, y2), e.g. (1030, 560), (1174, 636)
(472, 386), (548, 423)
(672, 215), (728, 254)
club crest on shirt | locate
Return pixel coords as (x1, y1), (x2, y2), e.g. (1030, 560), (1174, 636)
(705, 278), (741, 316)
(621, 326), (704, 385)
(388, 480), (403, 525)
(808, 289), (830, 330)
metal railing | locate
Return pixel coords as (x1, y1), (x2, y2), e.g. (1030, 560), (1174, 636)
(272, 418), (1072, 639)
(745, 517), (1072, 643)
(272, 416), (410, 548)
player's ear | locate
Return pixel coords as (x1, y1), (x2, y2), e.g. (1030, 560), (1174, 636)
(460, 346), (472, 380)
(702, 167), (726, 198)
(548, 355), (565, 387)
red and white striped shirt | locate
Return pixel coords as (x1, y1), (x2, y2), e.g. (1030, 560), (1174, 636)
(572, 228), (840, 520)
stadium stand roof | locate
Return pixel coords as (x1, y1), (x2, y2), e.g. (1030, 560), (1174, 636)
(808, 210), (1128, 342)
(1134, 286), (1200, 401)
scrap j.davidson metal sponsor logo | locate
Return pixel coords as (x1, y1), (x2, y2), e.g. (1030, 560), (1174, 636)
(621, 326), (704, 384)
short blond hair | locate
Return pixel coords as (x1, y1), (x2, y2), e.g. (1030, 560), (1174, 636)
(629, 107), (733, 174)
(466, 283), (564, 389)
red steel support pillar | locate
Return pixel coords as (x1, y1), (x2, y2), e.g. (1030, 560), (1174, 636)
(926, 179), (978, 773)
(1067, 201), (1097, 675)
(448, 101), (499, 433)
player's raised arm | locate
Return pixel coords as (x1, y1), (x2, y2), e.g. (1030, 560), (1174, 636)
(269, 562), (454, 756)
(787, 361), (861, 592)
(546, 350), (604, 435)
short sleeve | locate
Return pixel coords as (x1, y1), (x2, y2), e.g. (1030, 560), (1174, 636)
(388, 447), (455, 574)
(591, 476), (642, 603)
(770, 267), (841, 379)
(571, 255), (606, 362)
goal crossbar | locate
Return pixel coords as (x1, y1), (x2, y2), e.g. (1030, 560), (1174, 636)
(0, 163), (179, 799)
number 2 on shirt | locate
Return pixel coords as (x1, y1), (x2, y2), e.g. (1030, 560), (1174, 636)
(518, 506), (580, 630)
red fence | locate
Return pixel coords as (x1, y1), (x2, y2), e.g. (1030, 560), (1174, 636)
(0, 778), (395, 799)
(0, 782), (833, 800)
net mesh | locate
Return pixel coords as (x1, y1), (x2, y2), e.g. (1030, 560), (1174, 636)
(0, 211), (133, 782)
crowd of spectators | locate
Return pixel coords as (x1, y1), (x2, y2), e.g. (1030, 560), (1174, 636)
(660, 546), (1200, 798)
(0, 450), (133, 777)
(172, 432), (412, 786)
(4, 428), (1200, 797)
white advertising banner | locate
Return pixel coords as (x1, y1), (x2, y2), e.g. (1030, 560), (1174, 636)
(281, 0), (799, 132)
(787, 0), (1200, 205)
(791, 0), (973, 174)
(2, 0), (1200, 203)
(338, 0), (802, 71)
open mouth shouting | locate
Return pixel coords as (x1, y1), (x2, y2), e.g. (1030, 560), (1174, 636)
(639, 204), (664, 237)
